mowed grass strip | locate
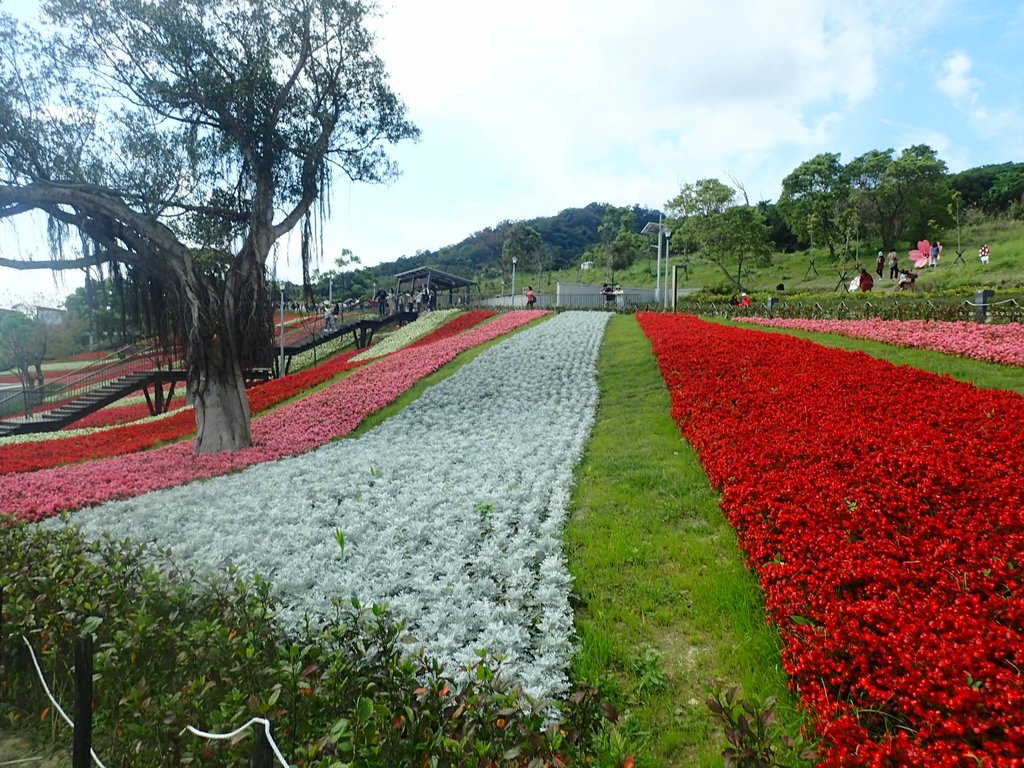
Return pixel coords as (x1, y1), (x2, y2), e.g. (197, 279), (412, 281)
(565, 314), (811, 768)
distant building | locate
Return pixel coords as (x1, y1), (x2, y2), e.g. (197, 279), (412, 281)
(35, 306), (66, 326)
(580, 261), (594, 270)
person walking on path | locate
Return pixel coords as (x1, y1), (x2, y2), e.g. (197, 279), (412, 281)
(875, 250), (884, 278)
(888, 250), (899, 279)
(525, 286), (537, 308)
(374, 287), (388, 316)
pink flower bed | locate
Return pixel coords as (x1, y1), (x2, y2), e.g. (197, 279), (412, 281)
(0, 311), (544, 522)
(739, 317), (1024, 367)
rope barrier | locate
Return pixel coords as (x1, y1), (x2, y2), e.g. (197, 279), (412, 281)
(20, 637), (108, 768)
(182, 719), (290, 767)
(963, 298), (1019, 308)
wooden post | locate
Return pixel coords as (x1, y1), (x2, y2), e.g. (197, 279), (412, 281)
(252, 721), (274, 768)
(73, 634), (93, 768)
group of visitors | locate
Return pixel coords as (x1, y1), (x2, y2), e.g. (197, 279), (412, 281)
(373, 287), (437, 316)
(861, 259), (919, 292)
(728, 293), (752, 308)
(601, 283), (623, 309)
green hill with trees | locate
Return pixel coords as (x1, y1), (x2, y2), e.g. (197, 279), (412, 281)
(345, 149), (1024, 300)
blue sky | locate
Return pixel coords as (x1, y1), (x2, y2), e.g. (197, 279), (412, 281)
(2, 0), (1023, 307)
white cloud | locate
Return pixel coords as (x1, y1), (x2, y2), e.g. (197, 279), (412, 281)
(936, 51), (980, 106)
(3, 0), (1018, 299)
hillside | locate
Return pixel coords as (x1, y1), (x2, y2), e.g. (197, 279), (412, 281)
(372, 202), (661, 280)
(372, 208), (1024, 300)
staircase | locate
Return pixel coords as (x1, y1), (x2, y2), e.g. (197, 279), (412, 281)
(0, 370), (188, 437)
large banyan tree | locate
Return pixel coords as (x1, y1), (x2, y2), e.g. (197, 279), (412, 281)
(0, 0), (417, 452)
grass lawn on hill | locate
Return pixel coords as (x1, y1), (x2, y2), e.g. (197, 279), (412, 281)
(476, 216), (1024, 301)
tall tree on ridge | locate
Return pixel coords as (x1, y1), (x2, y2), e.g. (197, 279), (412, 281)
(777, 153), (851, 261)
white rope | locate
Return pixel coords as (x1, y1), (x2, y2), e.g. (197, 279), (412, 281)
(182, 718), (290, 767)
(20, 637), (108, 768)
(963, 298), (1019, 308)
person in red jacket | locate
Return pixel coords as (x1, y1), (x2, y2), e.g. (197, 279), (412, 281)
(858, 267), (874, 292)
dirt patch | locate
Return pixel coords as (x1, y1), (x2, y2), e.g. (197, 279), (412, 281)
(0, 731), (70, 767)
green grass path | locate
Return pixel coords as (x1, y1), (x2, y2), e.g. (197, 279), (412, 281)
(565, 315), (811, 767)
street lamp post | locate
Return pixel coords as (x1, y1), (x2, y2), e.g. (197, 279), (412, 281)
(642, 218), (671, 305)
(511, 257), (518, 307)
(663, 230), (672, 309)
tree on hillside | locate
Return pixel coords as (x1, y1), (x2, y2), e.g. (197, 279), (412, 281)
(950, 162), (1024, 210)
(0, 0), (417, 453)
(665, 179), (771, 292)
(500, 222), (542, 293)
(776, 153), (851, 260)
(0, 310), (47, 400)
(313, 249), (363, 303)
(981, 167), (1024, 216)
(848, 145), (950, 248)
(596, 206), (647, 283)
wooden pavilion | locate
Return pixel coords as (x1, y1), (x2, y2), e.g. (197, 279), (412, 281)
(392, 267), (476, 307)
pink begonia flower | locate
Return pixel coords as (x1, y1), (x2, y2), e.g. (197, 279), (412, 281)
(0, 311), (544, 522)
(738, 317), (1024, 367)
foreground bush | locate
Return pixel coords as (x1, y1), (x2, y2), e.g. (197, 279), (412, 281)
(0, 523), (616, 767)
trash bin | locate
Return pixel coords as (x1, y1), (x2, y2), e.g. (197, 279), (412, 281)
(974, 289), (995, 323)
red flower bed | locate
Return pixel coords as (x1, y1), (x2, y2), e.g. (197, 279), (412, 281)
(405, 309), (497, 349)
(65, 402), (169, 430)
(0, 368), (80, 384)
(637, 312), (1024, 767)
(0, 311), (543, 518)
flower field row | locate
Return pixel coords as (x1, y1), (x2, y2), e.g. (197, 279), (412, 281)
(1, 311), (543, 519)
(739, 316), (1024, 367)
(0, 405), (190, 446)
(0, 348), (366, 475)
(637, 312), (1024, 766)
(0, 310), (497, 474)
(48, 311), (607, 699)
(350, 309), (460, 361)
(62, 401), (173, 430)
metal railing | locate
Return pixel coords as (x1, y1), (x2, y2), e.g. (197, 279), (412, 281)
(0, 342), (185, 423)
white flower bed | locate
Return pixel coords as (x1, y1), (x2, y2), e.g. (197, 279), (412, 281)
(49, 311), (609, 699)
(286, 333), (353, 372)
(351, 309), (460, 361)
